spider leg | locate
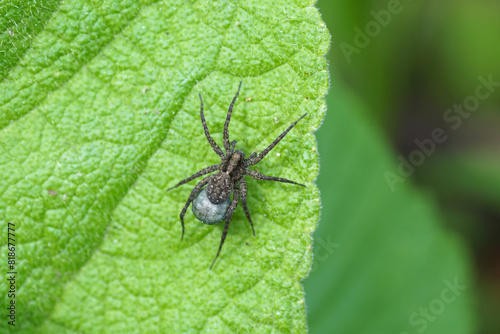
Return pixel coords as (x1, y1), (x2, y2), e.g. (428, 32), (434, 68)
(199, 93), (224, 157)
(240, 177), (255, 237)
(244, 169), (306, 187)
(230, 140), (237, 153)
(210, 184), (240, 269)
(245, 113), (307, 166)
(223, 81), (243, 153)
(179, 176), (212, 240)
(244, 152), (257, 163)
(167, 164), (219, 191)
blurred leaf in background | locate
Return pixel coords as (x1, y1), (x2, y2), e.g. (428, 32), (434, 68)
(306, 0), (500, 333)
(304, 82), (475, 334)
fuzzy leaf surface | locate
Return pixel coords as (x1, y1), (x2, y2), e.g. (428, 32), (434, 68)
(0, 0), (329, 332)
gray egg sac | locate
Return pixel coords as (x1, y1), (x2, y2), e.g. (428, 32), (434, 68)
(192, 187), (231, 225)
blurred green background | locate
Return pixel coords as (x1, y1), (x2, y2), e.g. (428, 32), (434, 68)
(303, 0), (500, 333)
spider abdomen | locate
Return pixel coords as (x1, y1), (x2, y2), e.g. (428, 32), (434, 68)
(207, 172), (232, 204)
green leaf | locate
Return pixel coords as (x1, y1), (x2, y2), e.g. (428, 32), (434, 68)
(303, 84), (476, 333)
(0, 0), (62, 80)
(421, 152), (500, 210)
(420, 152), (500, 244)
(0, 0), (329, 333)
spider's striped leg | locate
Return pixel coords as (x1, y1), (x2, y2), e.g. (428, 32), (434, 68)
(167, 164), (219, 191)
(230, 140), (237, 153)
(199, 93), (224, 157)
(179, 176), (211, 240)
(244, 169), (305, 187)
(210, 184), (240, 269)
(245, 113), (307, 166)
(244, 152), (257, 163)
(239, 178), (255, 236)
(223, 81), (243, 153)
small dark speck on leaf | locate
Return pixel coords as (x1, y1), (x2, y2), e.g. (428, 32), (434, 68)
(245, 242), (249, 246)
(48, 190), (57, 196)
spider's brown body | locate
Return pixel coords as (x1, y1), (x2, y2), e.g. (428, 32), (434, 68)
(168, 81), (306, 269)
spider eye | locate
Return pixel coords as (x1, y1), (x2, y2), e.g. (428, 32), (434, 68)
(192, 187), (231, 225)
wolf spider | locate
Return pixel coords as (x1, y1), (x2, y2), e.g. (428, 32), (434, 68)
(168, 81), (306, 269)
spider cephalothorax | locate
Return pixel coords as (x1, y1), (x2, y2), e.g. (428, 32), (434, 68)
(168, 81), (306, 269)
